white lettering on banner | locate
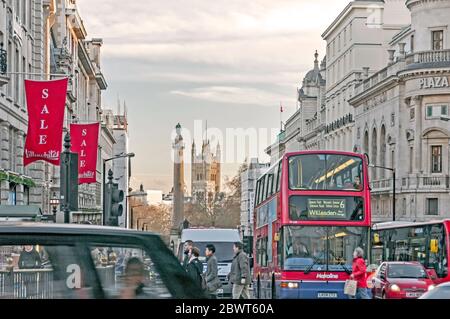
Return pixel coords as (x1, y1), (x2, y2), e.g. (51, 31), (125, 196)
(41, 105), (49, 114)
(40, 119), (48, 129)
(80, 149), (86, 157)
(82, 129), (87, 136)
(419, 76), (450, 89)
(42, 89), (49, 99)
(80, 160), (86, 168)
(24, 149), (59, 160)
(80, 140), (87, 147)
(39, 135), (47, 145)
(316, 273), (339, 279)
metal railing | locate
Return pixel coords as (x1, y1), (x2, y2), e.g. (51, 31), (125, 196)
(370, 178), (392, 190)
(406, 49), (450, 64)
(0, 269), (53, 299)
(375, 175), (449, 191)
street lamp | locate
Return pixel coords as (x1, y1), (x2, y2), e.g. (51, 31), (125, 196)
(102, 152), (135, 225)
(369, 164), (396, 221)
(50, 192), (60, 223)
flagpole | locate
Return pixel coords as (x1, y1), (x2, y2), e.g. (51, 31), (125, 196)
(280, 102), (283, 132)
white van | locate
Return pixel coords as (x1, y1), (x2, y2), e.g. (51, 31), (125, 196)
(178, 228), (241, 298)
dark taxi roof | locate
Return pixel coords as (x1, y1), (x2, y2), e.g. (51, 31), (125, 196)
(0, 222), (159, 237)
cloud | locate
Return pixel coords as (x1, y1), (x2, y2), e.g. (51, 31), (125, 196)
(171, 86), (292, 107)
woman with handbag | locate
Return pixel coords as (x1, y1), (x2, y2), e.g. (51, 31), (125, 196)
(349, 247), (370, 299)
(205, 244), (222, 299)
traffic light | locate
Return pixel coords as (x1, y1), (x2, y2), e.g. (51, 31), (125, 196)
(105, 182), (124, 226)
(243, 236), (253, 255)
(111, 183), (124, 217)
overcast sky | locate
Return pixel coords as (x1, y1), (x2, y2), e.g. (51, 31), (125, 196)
(77, 0), (351, 193)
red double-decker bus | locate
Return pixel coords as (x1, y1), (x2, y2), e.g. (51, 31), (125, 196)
(253, 151), (371, 299)
(372, 220), (450, 285)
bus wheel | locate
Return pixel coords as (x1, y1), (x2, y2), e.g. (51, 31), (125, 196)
(271, 275), (276, 299)
(256, 276), (261, 299)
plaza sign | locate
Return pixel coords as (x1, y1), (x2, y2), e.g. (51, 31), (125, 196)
(419, 76), (449, 89)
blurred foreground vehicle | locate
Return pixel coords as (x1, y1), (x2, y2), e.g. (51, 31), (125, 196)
(0, 223), (205, 299)
(419, 282), (450, 299)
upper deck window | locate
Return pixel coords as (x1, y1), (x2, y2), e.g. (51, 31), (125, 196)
(288, 154), (363, 191)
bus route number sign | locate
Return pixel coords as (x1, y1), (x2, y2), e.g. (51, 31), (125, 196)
(307, 198), (346, 219)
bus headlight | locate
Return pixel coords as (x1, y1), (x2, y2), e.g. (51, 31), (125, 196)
(390, 284), (401, 292)
(428, 285), (435, 291)
(280, 282), (298, 289)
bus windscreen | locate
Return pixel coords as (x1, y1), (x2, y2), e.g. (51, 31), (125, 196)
(289, 154), (363, 191)
(283, 226), (369, 272)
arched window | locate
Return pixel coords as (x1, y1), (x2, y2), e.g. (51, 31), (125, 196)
(372, 127), (378, 180)
(380, 125), (386, 178)
(363, 130), (369, 155)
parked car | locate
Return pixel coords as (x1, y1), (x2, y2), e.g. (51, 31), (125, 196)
(0, 223), (206, 299)
(419, 282), (450, 299)
(371, 262), (435, 299)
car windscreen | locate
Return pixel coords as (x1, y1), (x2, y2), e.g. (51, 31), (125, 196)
(387, 264), (428, 279)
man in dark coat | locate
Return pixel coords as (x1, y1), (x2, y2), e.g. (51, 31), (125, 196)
(205, 244), (222, 298)
(182, 240), (194, 271)
(229, 242), (251, 299)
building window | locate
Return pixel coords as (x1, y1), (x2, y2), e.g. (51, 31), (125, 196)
(390, 113), (395, 126)
(426, 104), (448, 119)
(402, 198), (407, 216)
(391, 150), (395, 177)
(21, 0), (26, 24)
(431, 146), (442, 173)
(7, 42), (12, 97)
(24, 186), (29, 205)
(14, 49), (19, 103)
(410, 107), (415, 120)
(8, 183), (16, 205)
(426, 198), (439, 215)
(432, 30), (443, 50)
(410, 34), (414, 53)
(344, 27), (347, 45)
(409, 147), (413, 173)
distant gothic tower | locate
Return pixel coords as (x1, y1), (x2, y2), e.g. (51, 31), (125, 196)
(172, 123), (185, 231)
(191, 138), (221, 200)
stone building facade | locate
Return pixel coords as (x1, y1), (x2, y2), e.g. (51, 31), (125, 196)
(350, 0), (450, 221)
(266, 0), (410, 164)
(0, 0), (53, 210)
(0, 0), (112, 223)
(240, 158), (269, 238)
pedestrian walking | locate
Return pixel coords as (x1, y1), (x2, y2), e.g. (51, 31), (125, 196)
(205, 244), (222, 299)
(350, 247), (370, 299)
(182, 240), (194, 271)
(186, 247), (203, 288)
(229, 242), (251, 299)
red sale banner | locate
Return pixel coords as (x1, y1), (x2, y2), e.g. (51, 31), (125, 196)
(24, 78), (68, 166)
(70, 123), (100, 184)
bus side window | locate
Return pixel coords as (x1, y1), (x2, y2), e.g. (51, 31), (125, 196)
(277, 161), (282, 192)
(255, 180), (260, 205)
